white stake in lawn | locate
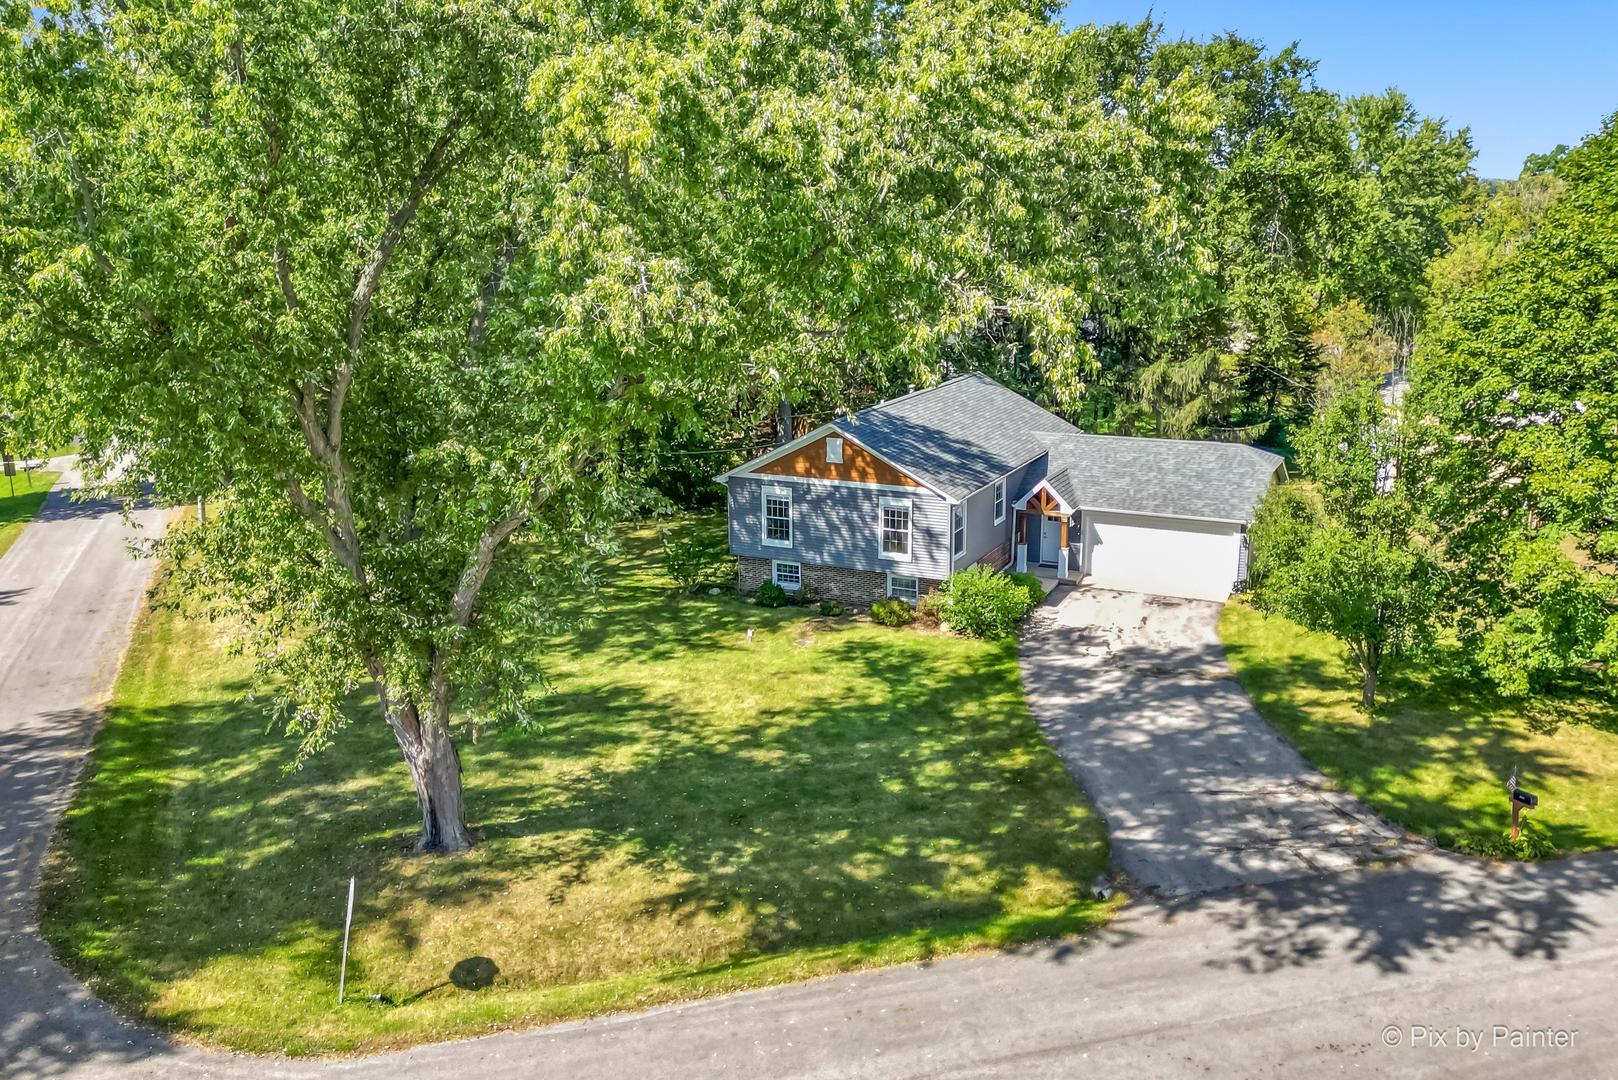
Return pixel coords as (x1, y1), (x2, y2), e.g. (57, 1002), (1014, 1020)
(338, 876), (356, 1005)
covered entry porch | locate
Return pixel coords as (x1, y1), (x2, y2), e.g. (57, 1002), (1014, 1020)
(1013, 482), (1075, 581)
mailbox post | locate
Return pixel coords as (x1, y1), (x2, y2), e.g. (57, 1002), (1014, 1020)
(1506, 766), (1539, 840)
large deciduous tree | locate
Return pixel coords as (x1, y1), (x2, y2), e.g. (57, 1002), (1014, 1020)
(1, 0), (1215, 850)
(1408, 118), (1618, 697)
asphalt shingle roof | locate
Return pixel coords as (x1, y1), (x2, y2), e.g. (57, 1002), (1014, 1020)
(837, 373), (1079, 499)
(1030, 431), (1284, 523)
(732, 373), (1284, 522)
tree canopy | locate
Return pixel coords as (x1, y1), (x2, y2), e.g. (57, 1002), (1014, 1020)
(1, 0), (1225, 849)
(1408, 117), (1618, 697)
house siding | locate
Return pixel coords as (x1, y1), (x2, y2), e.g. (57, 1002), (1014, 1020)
(951, 479), (1012, 572)
(727, 475), (953, 580)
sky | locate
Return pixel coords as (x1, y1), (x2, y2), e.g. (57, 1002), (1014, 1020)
(1061, 0), (1618, 178)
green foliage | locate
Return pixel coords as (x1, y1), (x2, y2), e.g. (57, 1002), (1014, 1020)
(818, 599), (844, 618)
(1248, 485), (1441, 709)
(1006, 571), (1047, 610)
(1410, 118), (1618, 700)
(1449, 820), (1558, 862)
(1474, 537), (1618, 697)
(0, 0), (1237, 847)
(1313, 300), (1396, 387)
(870, 598), (916, 627)
(1087, 38), (1473, 443)
(934, 566), (1039, 640)
(661, 527), (731, 593)
(753, 582), (789, 609)
(1290, 379), (1405, 533)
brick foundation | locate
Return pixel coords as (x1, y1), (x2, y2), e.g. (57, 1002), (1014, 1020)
(737, 556), (941, 610)
(978, 538), (1013, 570)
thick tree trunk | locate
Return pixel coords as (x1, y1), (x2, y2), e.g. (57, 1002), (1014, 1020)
(381, 694), (472, 853)
(1359, 655), (1379, 711)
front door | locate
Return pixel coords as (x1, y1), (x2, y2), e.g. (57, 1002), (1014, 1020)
(1038, 515), (1060, 566)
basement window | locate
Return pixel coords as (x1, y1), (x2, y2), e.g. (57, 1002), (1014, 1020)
(887, 573), (919, 605)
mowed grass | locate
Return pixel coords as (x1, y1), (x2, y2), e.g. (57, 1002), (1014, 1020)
(42, 517), (1110, 1056)
(1221, 601), (1618, 854)
(0, 469), (60, 561)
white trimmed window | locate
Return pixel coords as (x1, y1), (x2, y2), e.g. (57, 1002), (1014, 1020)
(992, 479), (1006, 524)
(887, 573), (919, 605)
(772, 560), (802, 591)
(762, 486), (792, 547)
(826, 437), (844, 464)
(879, 497), (912, 560)
(951, 503), (966, 558)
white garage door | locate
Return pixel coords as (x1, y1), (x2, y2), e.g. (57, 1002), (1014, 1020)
(1082, 511), (1243, 602)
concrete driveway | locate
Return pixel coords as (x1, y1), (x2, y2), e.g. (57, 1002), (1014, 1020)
(1019, 587), (1424, 896)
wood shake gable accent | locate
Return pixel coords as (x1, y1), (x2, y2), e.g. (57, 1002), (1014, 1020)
(753, 433), (923, 488)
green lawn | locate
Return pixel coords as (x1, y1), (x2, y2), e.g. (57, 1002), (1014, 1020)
(0, 469), (60, 561)
(42, 517), (1110, 1056)
(1221, 601), (1618, 855)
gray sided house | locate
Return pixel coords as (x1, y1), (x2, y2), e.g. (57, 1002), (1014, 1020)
(717, 374), (1286, 609)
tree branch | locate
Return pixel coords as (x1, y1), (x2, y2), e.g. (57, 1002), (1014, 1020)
(348, 114), (465, 359)
(327, 112), (463, 458)
(66, 154), (168, 337)
(230, 40), (299, 315)
(443, 377), (635, 634)
(467, 229), (524, 355)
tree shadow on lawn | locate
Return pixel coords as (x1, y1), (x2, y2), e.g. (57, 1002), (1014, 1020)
(1223, 635), (1611, 851)
(43, 600), (1106, 1051)
(458, 621), (1105, 958)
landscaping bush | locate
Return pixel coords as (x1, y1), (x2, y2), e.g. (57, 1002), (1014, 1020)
(870, 598), (916, 626)
(819, 599), (845, 617)
(661, 528), (732, 592)
(1007, 571), (1047, 609)
(1446, 819), (1559, 861)
(753, 581), (790, 608)
(916, 592), (944, 627)
(935, 565), (1039, 639)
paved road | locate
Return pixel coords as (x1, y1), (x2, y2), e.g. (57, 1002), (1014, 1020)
(4, 481), (1615, 1079)
(0, 462), (171, 1078)
(1020, 587), (1425, 896)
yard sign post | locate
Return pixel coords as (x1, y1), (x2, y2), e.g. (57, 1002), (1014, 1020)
(338, 876), (355, 1005)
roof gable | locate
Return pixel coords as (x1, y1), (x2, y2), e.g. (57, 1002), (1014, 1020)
(752, 432), (923, 488)
(835, 374), (1078, 500)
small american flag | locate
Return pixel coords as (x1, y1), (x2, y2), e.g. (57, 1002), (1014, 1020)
(1507, 766), (1518, 794)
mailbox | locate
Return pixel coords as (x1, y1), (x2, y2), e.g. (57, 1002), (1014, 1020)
(1511, 788), (1539, 809)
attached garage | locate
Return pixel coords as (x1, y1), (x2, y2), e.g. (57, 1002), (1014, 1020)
(1081, 511), (1245, 602)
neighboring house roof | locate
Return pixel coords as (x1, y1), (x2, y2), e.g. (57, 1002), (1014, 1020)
(721, 372), (1284, 522)
(1033, 431), (1284, 523)
(833, 373), (1080, 500)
